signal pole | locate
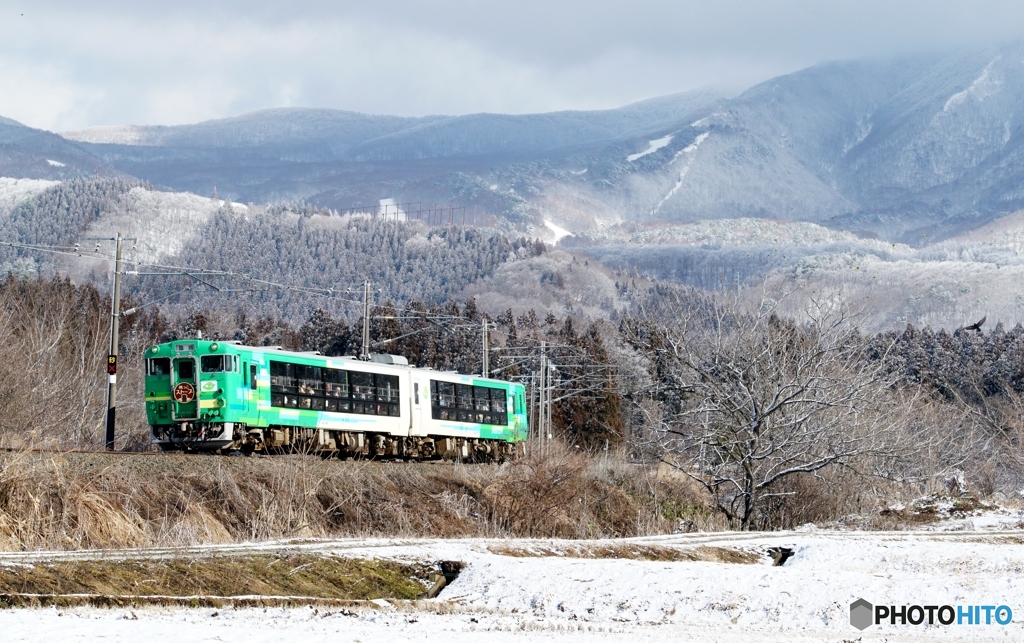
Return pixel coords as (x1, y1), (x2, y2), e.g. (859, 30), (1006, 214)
(104, 232), (124, 450)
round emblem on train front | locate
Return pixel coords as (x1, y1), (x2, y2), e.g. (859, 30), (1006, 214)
(173, 382), (195, 404)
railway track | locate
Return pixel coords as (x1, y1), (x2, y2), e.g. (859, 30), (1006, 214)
(0, 446), (480, 463)
(0, 447), (167, 457)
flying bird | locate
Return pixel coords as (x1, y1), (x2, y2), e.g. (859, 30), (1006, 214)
(962, 316), (986, 333)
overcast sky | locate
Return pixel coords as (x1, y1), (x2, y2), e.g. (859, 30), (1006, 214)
(2, 1), (1022, 131)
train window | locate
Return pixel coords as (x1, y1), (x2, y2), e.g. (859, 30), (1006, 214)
(177, 360), (194, 380)
(264, 363), (404, 417)
(296, 365), (323, 395)
(473, 386), (490, 412)
(201, 355), (228, 372)
(454, 384), (473, 422)
(250, 364), (257, 388)
(375, 374), (399, 416)
(490, 388), (507, 414)
(436, 382), (454, 408)
(455, 385), (473, 409)
(269, 361), (296, 390)
(377, 375), (399, 404)
(324, 368), (347, 398)
(430, 381), (451, 420)
(147, 358), (170, 376)
(350, 372), (374, 401)
(428, 380), (508, 425)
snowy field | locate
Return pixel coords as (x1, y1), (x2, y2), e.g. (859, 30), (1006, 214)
(3, 522), (1024, 642)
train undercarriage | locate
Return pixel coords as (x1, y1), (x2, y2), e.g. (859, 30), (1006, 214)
(152, 422), (518, 462)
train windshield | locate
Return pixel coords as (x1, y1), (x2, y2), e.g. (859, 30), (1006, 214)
(147, 358), (170, 376)
(201, 355), (230, 372)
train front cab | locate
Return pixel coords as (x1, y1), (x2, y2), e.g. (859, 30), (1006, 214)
(146, 341), (248, 452)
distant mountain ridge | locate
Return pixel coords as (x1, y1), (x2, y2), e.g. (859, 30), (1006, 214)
(0, 117), (112, 180)
(63, 90), (724, 159)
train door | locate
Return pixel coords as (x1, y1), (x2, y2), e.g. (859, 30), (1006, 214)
(171, 356), (199, 420)
(410, 373), (427, 436)
(238, 359), (251, 419)
(247, 361), (258, 419)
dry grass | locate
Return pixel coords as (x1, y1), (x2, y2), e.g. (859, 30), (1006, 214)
(0, 554), (432, 608)
(486, 542), (759, 564)
(0, 446), (712, 551)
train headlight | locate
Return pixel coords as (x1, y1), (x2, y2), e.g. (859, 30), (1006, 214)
(210, 343), (219, 351)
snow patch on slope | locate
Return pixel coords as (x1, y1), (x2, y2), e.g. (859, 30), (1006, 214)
(0, 177), (60, 216)
(944, 58), (1001, 112)
(77, 187), (226, 264)
(627, 134), (673, 162)
(651, 132), (710, 216)
(544, 219), (574, 244)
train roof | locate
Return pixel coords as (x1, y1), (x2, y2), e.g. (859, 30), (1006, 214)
(149, 339), (520, 387)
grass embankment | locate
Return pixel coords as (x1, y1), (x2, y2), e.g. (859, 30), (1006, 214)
(0, 447), (718, 551)
(0, 554), (433, 608)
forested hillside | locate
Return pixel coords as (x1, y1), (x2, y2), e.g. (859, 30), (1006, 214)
(0, 178), (141, 274)
(154, 209), (545, 322)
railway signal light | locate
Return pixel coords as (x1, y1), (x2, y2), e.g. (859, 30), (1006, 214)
(107, 355), (117, 375)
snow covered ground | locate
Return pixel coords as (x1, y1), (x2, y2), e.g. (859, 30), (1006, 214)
(3, 525), (1024, 641)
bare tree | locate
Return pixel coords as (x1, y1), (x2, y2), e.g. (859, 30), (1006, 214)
(622, 290), (914, 530)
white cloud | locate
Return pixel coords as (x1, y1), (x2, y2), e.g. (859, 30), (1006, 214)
(2, 1), (1024, 130)
(0, 56), (104, 130)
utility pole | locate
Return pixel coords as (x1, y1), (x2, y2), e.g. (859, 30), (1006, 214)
(538, 340), (546, 456)
(104, 232), (124, 451)
(546, 360), (553, 448)
(360, 280), (371, 360)
(481, 319), (489, 377)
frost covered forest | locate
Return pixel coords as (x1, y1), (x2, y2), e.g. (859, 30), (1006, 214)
(3, 178), (1024, 531)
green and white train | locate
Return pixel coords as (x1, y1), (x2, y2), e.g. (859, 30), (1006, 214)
(144, 340), (528, 460)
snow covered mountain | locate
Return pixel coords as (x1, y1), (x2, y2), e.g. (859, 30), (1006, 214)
(562, 43), (1024, 243)
(0, 117), (111, 180)
(28, 41), (1024, 242)
(58, 90), (724, 208)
